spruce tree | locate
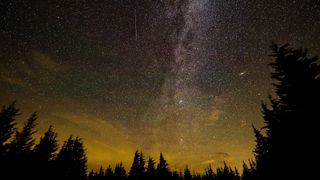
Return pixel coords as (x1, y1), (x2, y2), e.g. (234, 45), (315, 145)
(0, 102), (19, 154)
(105, 165), (114, 179)
(254, 44), (320, 179)
(183, 166), (192, 180)
(129, 150), (140, 179)
(0, 102), (20, 179)
(33, 125), (58, 179)
(54, 136), (88, 179)
(7, 112), (37, 179)
(33, 126), (58, 162)
(156, 152), (170, 179)
(114, 162), (127, 180)
(146, 157), (156, 179)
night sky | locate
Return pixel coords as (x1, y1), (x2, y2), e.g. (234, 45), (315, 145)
(1, 0), (320, 171)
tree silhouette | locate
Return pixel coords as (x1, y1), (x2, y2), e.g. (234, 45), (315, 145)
(0, 102), (20, 179)
(129, 150), (145, 180)
(105, 165), (115, 179)
(97, 166), (105, 180)
(114, 162), (127, 180)
(184, 166), (192, 180)
(33, 126), (58, 161)
(9, 112), (37, 155)
(215, 162), (240, 180)
(7, 112), (37, 179)
(241, 161), (255, 180)
(203, 165), (215, 180)
(156, 152), (170, 179)
(0, 102), (19, 155)
(33, 125), (58, 179)
(252, 126), (270, 180)
(146, 157), (156, 179)
(253, 44), (320, 179)
(54, 135), (88, 179)
(171, 170), (181, 180)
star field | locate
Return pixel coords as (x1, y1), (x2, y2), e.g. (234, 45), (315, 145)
(1, 0), (320, 171)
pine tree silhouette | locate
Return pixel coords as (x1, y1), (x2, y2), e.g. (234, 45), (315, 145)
(129, 150), (140, 179)
(8, 112), (37, 179)
(33, 126), (58, 161)
(156, 152), (170, 179)
(241, 161), (255, 180)
(54, 135), (88, 179)
(253, 44), (320, 179)
(0, 102), (19, 154)
(105, 165), (115, 179)
(184, 166), (192, 180)
(33, 125), (58, 179)
(171, 170), (181, 180)
(0, 102), (20, 179)
(146, 157), (156, 179)
(96, 166), (105, 180)
(215, 162), (240, 180)
(9, 112), (37, 155)
(114, 162), (127, 180)
(204, 165), (215, 180)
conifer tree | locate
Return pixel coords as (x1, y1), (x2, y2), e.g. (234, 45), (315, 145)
(9, 112), (37, 155)
(0, 102), (19, 154)
(7, 112), (37, 179)
(156, 152), (170, 179)
(105, 165), (114, 179)
(204, 165), (215, 180)
(33, 125), (58, 179)
(184, 166), (192, 180)
(254, 44), (320, 179)
(34, 126), (58, 162)
(54, 136), (87, 179)
(146, 157), (156, 179)
(114, 162), (127, 180)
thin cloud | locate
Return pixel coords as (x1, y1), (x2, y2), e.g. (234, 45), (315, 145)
(201, 152), (234, 165)
(31, 51), (63, 73)
(0, 75), (29, 88)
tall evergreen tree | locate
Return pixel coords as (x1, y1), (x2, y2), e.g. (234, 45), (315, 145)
(204, 165), (215, 180)
(9, 112), (37, 155)
(156, 152), (170, 179)
(183, 166), (192, 180)
(33, 126), (58, 162)
(105, 165), (114, 179)
(129, 150), (141, 179)
(252, 126), (270, 180)
(54, 136), (88, 180)
(7, 112), (37, 179)
(114, 162), (127, 180)
(33, 125), (58, 179)
(146, 157), (156, 179)
(96, 166), (105, 180)
(241, 161), (255, 180)
(254, 44), (320, 179)
(0, 102), (20, 179)
(0, 102), (19, 154)
(216, 162), (240, 180)
(138, 151), (146, 179)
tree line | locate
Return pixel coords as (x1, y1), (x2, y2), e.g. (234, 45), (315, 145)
(1, 44), (319, 179)
(0, 102), (242, 179)
(88, 151), (242, 180)
(0, 103), (87, 179)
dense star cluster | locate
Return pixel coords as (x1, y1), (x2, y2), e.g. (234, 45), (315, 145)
(1, 0), (319, 171)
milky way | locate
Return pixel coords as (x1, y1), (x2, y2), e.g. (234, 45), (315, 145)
(1, 0), (320, 171)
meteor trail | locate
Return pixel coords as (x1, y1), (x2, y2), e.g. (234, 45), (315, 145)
(134, 8), (137, 41)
